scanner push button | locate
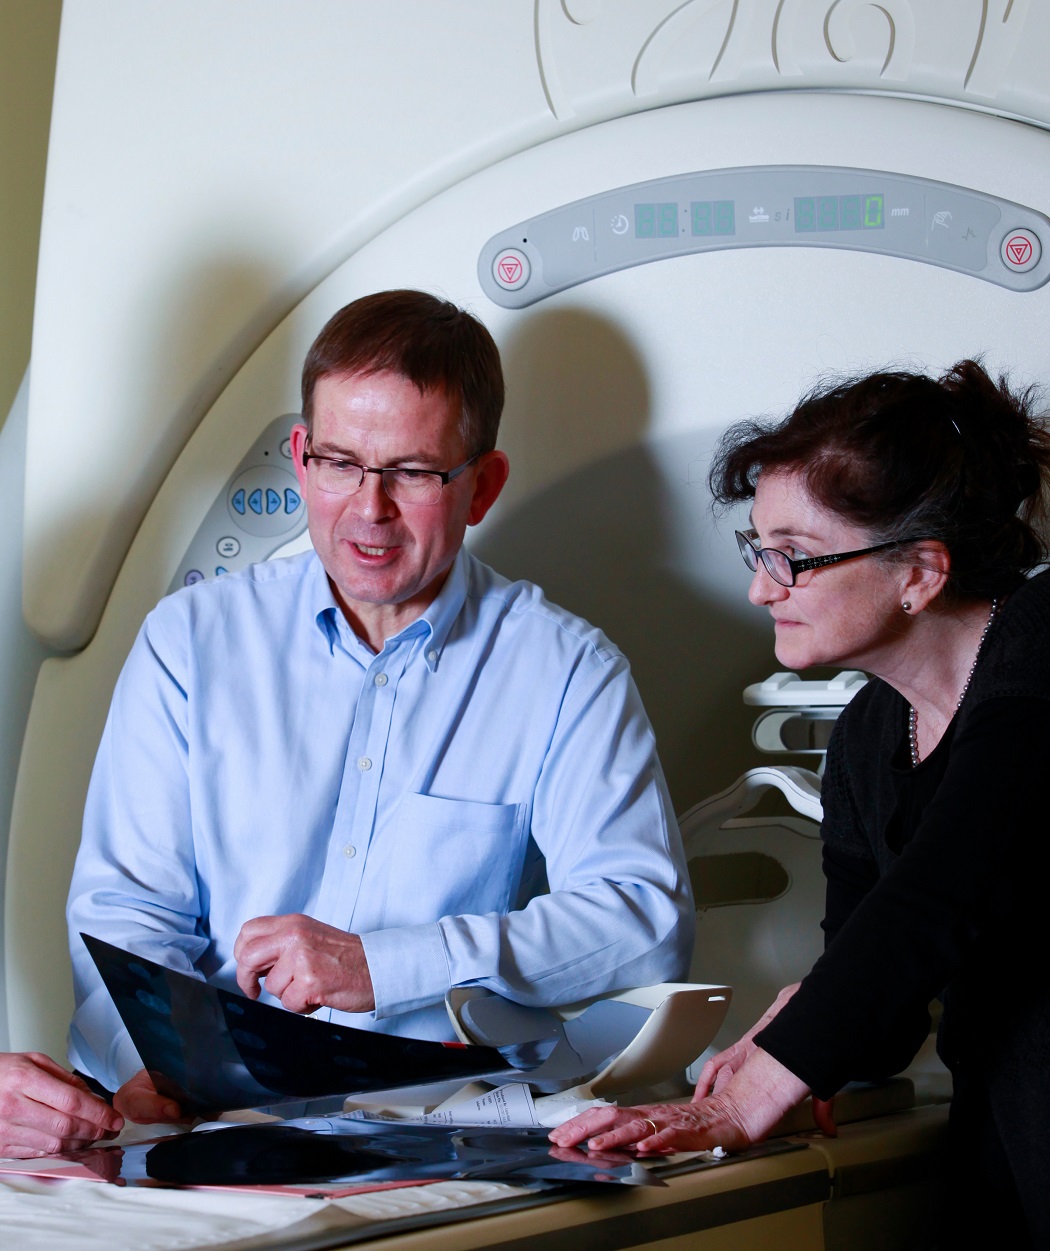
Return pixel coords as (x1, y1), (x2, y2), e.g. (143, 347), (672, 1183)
(228, 467), (304, 537)
(1001, 228), (1040, 273)
(492, 248), (530, 291)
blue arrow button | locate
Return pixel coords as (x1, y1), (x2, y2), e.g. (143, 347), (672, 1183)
(285, 488), (301, 513)
(266, 488), (281, 514)
(232, 489), (246, 515)
(248, 488), (263, 515)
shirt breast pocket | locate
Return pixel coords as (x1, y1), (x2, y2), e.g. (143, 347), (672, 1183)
(389, 793), (528, 923)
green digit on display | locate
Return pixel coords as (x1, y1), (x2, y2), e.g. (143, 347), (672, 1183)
(795, 198), (816, 231)
(714, 200), (735, 235)
(692, 202), (712, 236)
(841, 196), (861, 229)
(636, 204), (656, 238)
(864, 195), (884, 228)
(819, 197), (838, 230)
(658, 202), (678, 236)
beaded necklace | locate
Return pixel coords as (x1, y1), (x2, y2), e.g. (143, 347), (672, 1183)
(907, 598), (999, 768)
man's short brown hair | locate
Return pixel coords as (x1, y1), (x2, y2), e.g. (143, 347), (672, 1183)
(301, 290), (505, 454)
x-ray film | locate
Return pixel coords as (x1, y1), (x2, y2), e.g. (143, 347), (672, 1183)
(82, 934), (554, 1113)
(66, 1118), (665, 1190)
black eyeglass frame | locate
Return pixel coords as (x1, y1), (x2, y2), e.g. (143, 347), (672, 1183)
(302, 443), (480, 502)
(735, 528), (930, 587)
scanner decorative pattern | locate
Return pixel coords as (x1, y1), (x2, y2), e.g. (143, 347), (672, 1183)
(537, 0), (1033, 120)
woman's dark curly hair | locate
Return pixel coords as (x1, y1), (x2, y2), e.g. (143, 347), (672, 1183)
(708, 359), (1050, 600)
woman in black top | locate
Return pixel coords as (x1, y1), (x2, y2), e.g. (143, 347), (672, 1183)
(551, 360), (1050, 1245)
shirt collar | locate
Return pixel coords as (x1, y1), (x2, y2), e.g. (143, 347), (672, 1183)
(308, 554), (348, 655)
(309, 547), (470, 669)
(415, 547), (469, 669)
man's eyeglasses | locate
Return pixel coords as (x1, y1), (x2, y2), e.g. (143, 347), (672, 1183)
(735, 529), (927, 588)
(302, 444), (479, 506)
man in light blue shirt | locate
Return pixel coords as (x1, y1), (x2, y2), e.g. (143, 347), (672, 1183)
(67, 290), (694, 1121)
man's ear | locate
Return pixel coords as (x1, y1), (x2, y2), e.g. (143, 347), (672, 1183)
(290, 423), (310, 494)
(467, 451), (510, 526)
(900, 540), (950, 612)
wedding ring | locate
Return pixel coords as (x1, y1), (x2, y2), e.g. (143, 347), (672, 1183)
(641, 1117), (659, 1137)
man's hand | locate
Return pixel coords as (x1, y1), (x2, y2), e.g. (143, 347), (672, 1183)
(113, 1069), (188, 1125)
(0, 1052), (124, 1158)
(234, 914), (376, 1014)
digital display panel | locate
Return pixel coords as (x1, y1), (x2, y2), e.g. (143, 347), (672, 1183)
(794, 194), (884, 232)
(691, 200), (735, 236)
(635, 202), (679, 238)
(483, 167), (1045, 310)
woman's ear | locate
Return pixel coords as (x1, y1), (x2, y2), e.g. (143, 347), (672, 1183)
(900, 540), (950, 613)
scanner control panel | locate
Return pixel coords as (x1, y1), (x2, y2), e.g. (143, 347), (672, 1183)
(479, 164), (1050, 308)
(168, 414), (307, 593)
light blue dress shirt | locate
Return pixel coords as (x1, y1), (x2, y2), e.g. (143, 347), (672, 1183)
(68, 549), (694, 1091)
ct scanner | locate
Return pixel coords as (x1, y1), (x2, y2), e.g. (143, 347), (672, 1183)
(2, 2), (1050, 1247)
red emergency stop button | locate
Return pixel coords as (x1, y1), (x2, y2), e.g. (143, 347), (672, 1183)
(493, 248), (530, 291)
(1000, 229), (1040, 273)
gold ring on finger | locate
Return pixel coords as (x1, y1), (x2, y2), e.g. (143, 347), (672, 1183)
(641, 1117), (658, 1137)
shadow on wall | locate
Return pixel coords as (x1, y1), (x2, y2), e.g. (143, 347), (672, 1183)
(472, 306), (774, 811)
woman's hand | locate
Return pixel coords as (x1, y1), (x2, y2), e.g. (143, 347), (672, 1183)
(549, 1047), (811, 1155)
(548, 1098), (748, 1156)
(695, 983), (801, 1096)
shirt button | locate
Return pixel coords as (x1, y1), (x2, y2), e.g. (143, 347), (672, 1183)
(358, 756), (372, 771)
(374, 672), (388, 687)
(427, 649), (438, 663)
(343, 844), (356, 858)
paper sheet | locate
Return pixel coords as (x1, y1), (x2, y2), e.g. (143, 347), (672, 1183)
(420, 1082), (538, 1126)
(344, 1082), (613, 1129)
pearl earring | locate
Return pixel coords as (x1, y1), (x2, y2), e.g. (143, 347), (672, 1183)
(902, 601), (912, 612)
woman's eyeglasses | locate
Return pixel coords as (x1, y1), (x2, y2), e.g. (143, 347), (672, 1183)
(735, 529), (927, 587)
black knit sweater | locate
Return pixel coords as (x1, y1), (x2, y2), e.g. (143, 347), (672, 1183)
(756, 569), (1050, 1241)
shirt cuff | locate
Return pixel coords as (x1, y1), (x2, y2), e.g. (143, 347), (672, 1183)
(361, 922), (451, 1019)
(69, 1022), (144, 1095)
